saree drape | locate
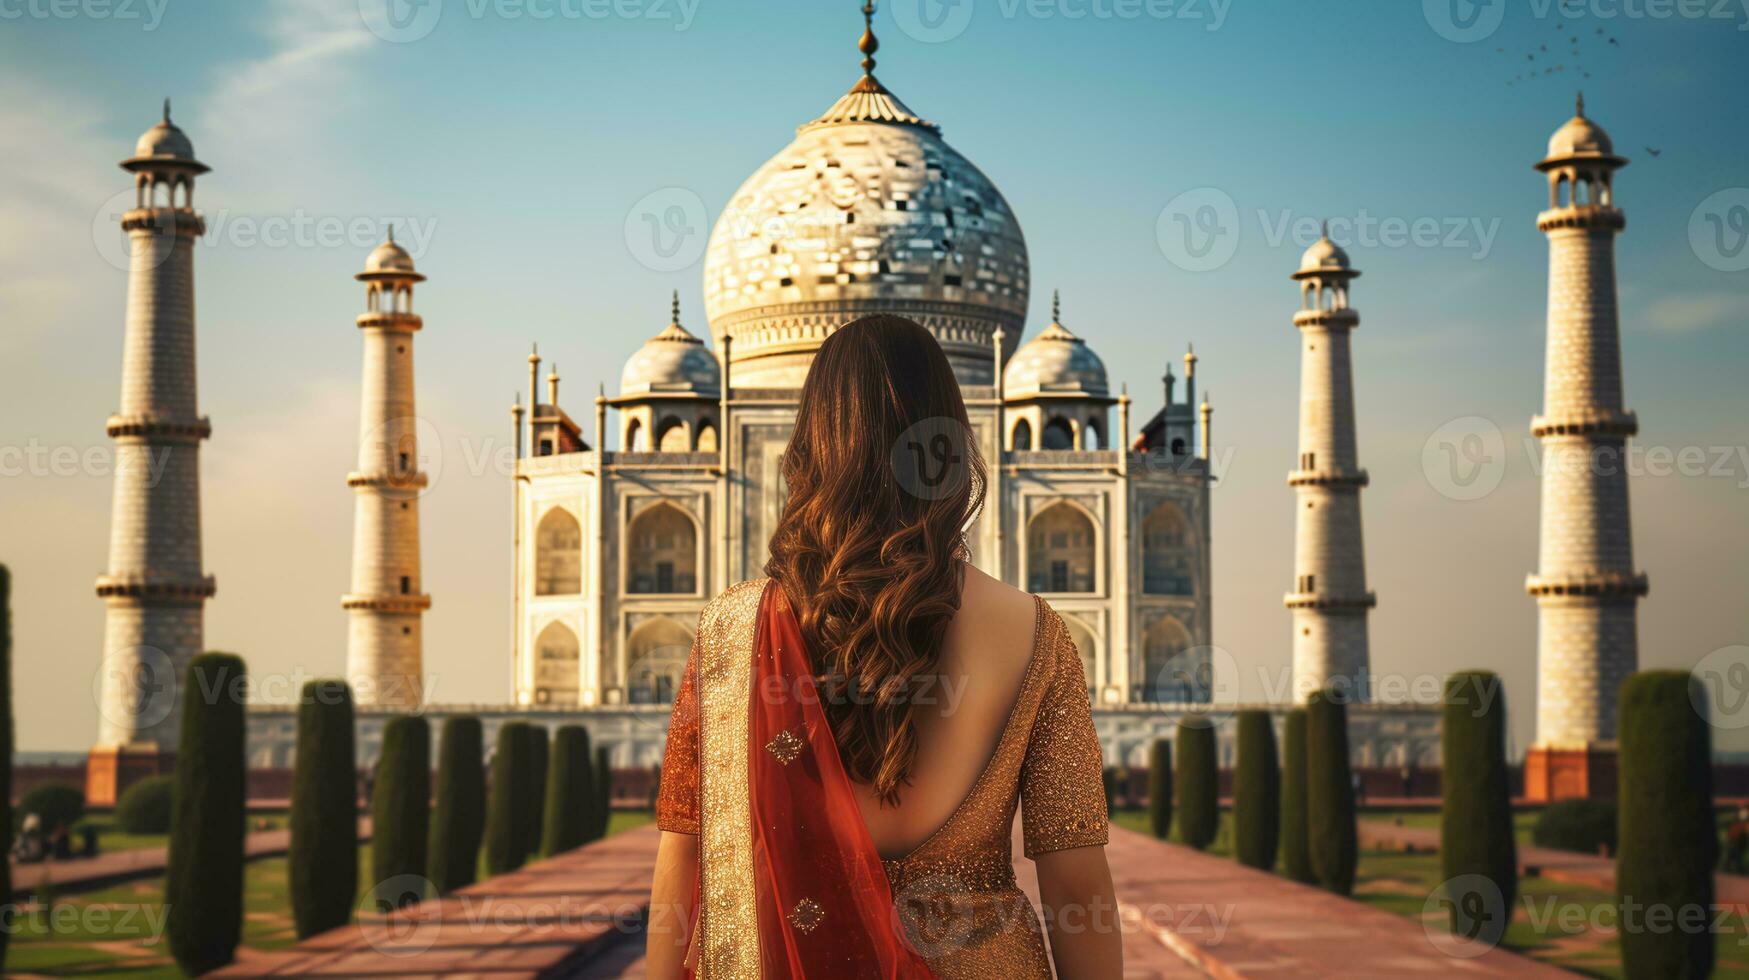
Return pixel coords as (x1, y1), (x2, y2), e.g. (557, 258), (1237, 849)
(689, 580), (936, 979)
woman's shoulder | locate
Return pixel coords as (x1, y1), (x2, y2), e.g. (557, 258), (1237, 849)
(698, 578), (770, 629)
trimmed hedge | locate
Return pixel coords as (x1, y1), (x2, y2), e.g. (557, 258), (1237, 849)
(1441, 671), (1516, 944)
(116, 774), (175, 835)
(1618, 671), (1715, 979)
(592, 745), (613, 841)
(1279, 708), (1313, 883)
(1148, 738), (1172, 840)
(20, 782), (85, 833)
(523, 725), (549, 860)
(1532, 799), (1617, 855)
(1305, 689), (1357, 895)
(485, 723), (530, 874)
(541, 726), (595, 857)
(371, 716), (430, 901)
(1175, 716), (1217, 851)
(1234, 710), (1279, 871)
(166, 653), (248, 974)
(288, 680), (358, 938)
(1, 566), (14, 971)
(429, 717), (486, 893)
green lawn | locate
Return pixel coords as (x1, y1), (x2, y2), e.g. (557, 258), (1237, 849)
(65, 811), (290, 856)
(1111, 807), (1233, 858)
(7, 810), (655, 978)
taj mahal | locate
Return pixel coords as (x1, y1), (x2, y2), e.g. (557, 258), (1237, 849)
(89, 7), (1676, 798)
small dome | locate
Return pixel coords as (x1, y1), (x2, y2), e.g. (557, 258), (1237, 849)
(1547, 113), (1613, 160)
(358, 231), (423, 280)
(122, 100), (207, 173)
(620, 297), (722, 398)
(1301, 234), (1353, 274)
(1003, 299), (1108, 400)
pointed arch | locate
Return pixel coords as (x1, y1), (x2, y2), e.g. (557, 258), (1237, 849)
(1026, 500), (1096, 594)
(695, 419), (718, 453)
(1042, 416), (1075, 450)
(533, 620), (580, 704)
(627, 618), (692, 703)
(1140, 616), (1193, 702)
(1142, 501), (1194, 596)
(627, 501), (698, 594)
(656, 415), (690, 452)
(1011, 417), (1033, 451)
(535, 507), (582, 595)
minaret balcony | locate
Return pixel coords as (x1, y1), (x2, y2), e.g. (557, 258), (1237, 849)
(1525, 571), (1648, 599)
(347, 470), (430, 492)
(1530, 409), (1637, 439)
(1536, 205), (1625, 233)
(120, 207), (205, 237)
(106, 412), (212, 443)
(341, 593), (432, 613)
(1287, 468), (1368, 488)
(96, 572), (217, 601)
(356, 311), (423, 332)
(1283, 591), (1376, 611)
(1292, 308), (1359, 330)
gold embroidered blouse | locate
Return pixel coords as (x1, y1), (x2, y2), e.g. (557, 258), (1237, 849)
(657, 582), (1110, 978)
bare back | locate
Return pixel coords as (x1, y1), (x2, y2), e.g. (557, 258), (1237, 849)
(851, 562), (1039, 859)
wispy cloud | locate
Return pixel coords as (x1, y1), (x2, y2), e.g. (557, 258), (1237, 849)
(197, 0), (376, 203)
(1644, 291), (1749, 334)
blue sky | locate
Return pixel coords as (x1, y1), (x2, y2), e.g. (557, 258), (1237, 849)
(2, 0), (1746, 751)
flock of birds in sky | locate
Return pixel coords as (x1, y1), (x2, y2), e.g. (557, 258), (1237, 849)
(1498, 3), (1661, 159)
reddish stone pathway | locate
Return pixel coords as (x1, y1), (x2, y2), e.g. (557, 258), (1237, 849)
(212, 825), (661, 978)
(1359, 819), (1749, 908)
(216, 820), (1577, 977)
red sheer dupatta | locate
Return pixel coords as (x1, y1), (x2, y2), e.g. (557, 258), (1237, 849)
(741, 582), (937, 979)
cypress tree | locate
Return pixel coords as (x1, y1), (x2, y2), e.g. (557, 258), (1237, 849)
(1441, 671), (1516, 945)
(592, 744), (614, 840)
(288, 680), (358, 938)
(484, 722), (529, 874)
(523, 725), (549, 860)
(1234, 709), (1279, 871)
(1176, 716), (1218, 850)
(541, 726), (594, 856)
(165, 653), (247, 975)
(1102, 766), (1118, 815)
(370, 716), (430, 900)
(1147, 738), (1172, 840)
(1280, 708), (1313, 883)
(1618, 671), (1714, 979)
(1305, 688), (1357, 895)
(0, 566), (12, 972)
(429, 716), (485, 893)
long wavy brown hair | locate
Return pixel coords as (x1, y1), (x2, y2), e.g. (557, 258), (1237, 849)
(765, 315), (987, 806)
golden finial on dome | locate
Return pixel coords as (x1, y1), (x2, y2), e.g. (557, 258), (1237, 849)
(859, 1), (878, 76)
(1051, 289), (1061, 322)
(1575, 90), (1585, 117)
(162, 97), (171, 123)
(671, 289), (681, 324)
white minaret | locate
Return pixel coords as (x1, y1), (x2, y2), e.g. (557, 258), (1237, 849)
(1286, 229), (1375, 703)
(1526, 97), (1644, 800)
(342, 230), (430, 707)
(90, 102), (217, 805)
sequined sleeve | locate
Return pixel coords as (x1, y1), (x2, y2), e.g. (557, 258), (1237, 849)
(655, 642), (701, 835)
(1020, 609), (1109, 858)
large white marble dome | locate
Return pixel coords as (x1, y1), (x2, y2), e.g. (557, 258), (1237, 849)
(703, 70), (1029, 388)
